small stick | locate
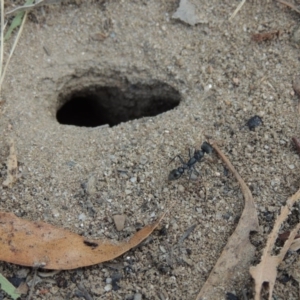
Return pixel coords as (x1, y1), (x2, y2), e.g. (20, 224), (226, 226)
(27, 268), (38, 300)
(208, 139), (251, 198)
(0, 0), (4, 79)
(178, 224), (197, 244)
(196, 138), (259, 299)
(0, 8), (29, 92)
(229, 0), (246, 21)
(277, 0), (300, 15)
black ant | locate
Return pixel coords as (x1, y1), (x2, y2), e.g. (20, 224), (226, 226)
(168, 141), (213, 181)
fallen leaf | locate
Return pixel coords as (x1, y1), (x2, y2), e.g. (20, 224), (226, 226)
(0, 212), (164, 270)
(196, 139), (259, 299)
(250, 188), (300, 300)
(3, 139), (18, 188)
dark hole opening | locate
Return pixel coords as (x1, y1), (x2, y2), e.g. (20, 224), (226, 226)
(56, 82), (181, 127)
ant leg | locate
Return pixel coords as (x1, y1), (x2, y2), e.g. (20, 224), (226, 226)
(189, 148), (198, 159)
(189, 166), (200, 180)
(169, 154), (185, 165)
(187, 167), (201, 181)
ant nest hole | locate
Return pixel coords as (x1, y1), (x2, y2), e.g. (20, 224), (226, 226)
(56, 76), (181, 127)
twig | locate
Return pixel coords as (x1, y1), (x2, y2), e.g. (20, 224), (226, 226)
(0, 8), (28, 92)
(277, 0), (300, 14)
(209, 139), (253, 201)
(196, 139), (259, 299)
(27, 268), (38, 300)
(0, 0), (4, 79)
(178, 224), (197, 244)
(250, 188), (300, 300)
(229, 0), (246, 21)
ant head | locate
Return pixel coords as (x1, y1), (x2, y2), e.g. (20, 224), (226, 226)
(201, 142), (213, 154)
(168, 168), (183, 180)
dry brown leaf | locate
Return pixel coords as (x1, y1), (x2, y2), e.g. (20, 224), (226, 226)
(2, 139), (18, 187)
(0, 211), (164, 270)
(250, 188), (300, 300)
(196, 140), (259, 299)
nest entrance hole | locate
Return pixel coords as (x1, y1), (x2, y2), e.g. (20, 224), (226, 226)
(56, 82), (181, 127)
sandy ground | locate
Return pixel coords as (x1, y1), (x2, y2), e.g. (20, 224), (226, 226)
(1, 0), (300, 299)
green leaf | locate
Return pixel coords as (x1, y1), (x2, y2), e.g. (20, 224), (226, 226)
(0, 273), (21, 300)
(4, 0), (34, 41)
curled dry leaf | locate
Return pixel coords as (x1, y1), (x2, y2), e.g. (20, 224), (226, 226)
(3, 139), (18, 188)
(250, 188), (300, 300)
(0, 212), (165, 270)
(196, 140), (259, 299)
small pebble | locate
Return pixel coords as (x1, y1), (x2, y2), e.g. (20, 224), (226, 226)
(150, 212), (156, 218)
(190, 172), (198, 180)
(246, 115), (263, 131)
(109, 155), (118, 163)
(134, 293), (142, 300)
(113, 214), (126, 231)
(130, 177), (137, 183)
(288, 164), (295, 170)
(178, 185), (185, 192)
(159, 245), (166, 253)
(86, 176), (96, 196)
(196, 207), (202, 214)
(104, 284), (112, 292)
(78, 213), (86, 221)
(106, 278), (112, 284)
(52, 209), (60, 218)
(139, 155), (148, 165)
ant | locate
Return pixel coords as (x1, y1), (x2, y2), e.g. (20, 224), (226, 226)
(168, 141), (213, 181)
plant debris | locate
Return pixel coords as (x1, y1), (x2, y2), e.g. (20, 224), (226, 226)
(277, 0), (300, 15)
(250, 188), (300, 300)
(4, 0), (34, 41)
(0, 211), (165, 270)
(196, 139), (259, 299)
(251, 30), (280, 43)
(292, 137), (300, 155)
(0, 273), (22, 300)
(2, 139), (18, 188)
